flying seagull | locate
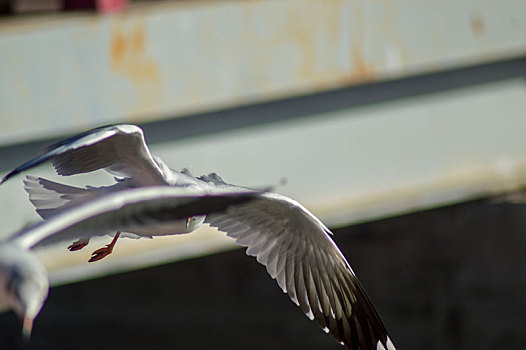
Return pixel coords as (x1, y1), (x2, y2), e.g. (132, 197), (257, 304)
(0, 124), (396, 349)
(0, 185), (264, 338)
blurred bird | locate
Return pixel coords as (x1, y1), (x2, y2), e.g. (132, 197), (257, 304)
(0, 244), (48, 339)
(0, 124), (396, 349)
(0, 185), (264, 338)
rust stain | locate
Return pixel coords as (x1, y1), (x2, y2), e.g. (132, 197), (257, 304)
(347, 2), (375, 84)
(109, 21), (161, 115)
(470, 15), (485, 36)
(110, 23), (160, 84)
(271, 0), (348, 87)
(133, 26), (145, 52)
(111, 30), (126, 64)
(350, 47), (375, 83)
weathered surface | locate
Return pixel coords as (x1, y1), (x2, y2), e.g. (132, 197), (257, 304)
(1, 0), (525, 145)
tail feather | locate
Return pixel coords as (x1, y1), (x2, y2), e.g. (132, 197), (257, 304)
(23, 175), (94, 219)
(23, 175), (146, 241)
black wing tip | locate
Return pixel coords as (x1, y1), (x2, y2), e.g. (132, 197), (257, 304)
(1, 168), (24, 185)
(0, 153), (57, 185)
(0, 173), (10, 185)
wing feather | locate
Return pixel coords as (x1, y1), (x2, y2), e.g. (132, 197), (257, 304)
(302, 256), (324, 325)
(7, 186), (262, 250)
(308, 247), (332, 326)
(285, 251), (299, 305)
(311, 239), (340, 321)
(205, 192), (394, 350)
(254, 236), (278, 265)
(1, 124), (165, 186)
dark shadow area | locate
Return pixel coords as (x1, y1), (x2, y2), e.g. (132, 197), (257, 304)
(1, 196), (524, 349)
(1, 57), (525, 172)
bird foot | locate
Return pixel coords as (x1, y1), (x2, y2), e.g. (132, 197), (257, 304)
(88, 245), (114, 262)
(68, 241), (89, 251)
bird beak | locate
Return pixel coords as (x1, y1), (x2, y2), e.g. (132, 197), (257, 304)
(22, 315), (34, 339)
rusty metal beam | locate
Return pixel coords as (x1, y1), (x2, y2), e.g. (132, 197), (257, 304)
(0, 0), (525, 145)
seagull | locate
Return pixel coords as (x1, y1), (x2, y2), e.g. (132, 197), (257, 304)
(0, 185), (264, 339)
(0, 124), (396, 349)
(0, 244), (48, 339)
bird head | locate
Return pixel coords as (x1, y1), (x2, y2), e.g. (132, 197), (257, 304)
(0, 244), (49, 338)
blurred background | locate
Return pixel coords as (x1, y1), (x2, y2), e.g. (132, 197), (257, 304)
(0, 0), (525, 349)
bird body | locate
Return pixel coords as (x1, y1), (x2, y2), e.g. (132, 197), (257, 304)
(0, 124), (395, 349)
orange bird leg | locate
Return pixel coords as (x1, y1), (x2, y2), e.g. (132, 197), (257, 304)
(68, 239), (90, 251)
(88, 232), (121, 263)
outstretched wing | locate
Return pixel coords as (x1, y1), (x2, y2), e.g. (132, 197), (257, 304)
(1, 124), (165, 186)
(7, 186), (263, 250)
(205, 192), (395, 350)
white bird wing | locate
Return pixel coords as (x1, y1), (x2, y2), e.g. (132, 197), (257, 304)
(6, 186), (263, 250)
(205, 192), (395, 350)
(1, 124), (165, 186)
